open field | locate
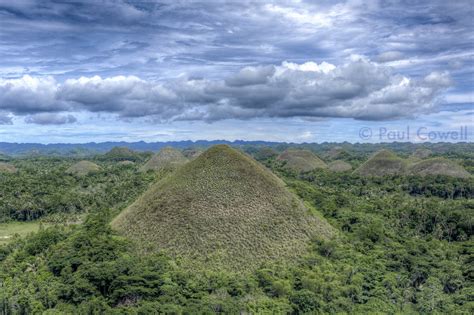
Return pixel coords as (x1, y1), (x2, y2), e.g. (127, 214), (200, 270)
(0, 221), (43, 245)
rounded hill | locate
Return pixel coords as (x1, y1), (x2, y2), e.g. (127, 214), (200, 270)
(140, 147), (188, 172)
(408, 157), (471, 178)
(104, 146), (140, 161)
(354, 150), (406, 177)
(277, 149), (327, 172)
(328, 160), (352, 172)
(66, 161), (101, 176)
(112, 145), (333, 271)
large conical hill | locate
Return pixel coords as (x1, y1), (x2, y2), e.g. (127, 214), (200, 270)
(112, 145), (333, 271)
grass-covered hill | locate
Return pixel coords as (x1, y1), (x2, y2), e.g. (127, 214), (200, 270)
(354, 149), (407, 177)
(65, 160), (101, 176)
(328, 160), (352, 172)
(409, 157), (471, 178)
(103, 146), (141, 162)
(277, 149), (327, 173)
(0, 162), (17, 174)
(140, 147), (188, 172)
(113, 145), (334, 271)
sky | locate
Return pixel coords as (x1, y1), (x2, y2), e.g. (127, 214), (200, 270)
(0, 0), (472, 144)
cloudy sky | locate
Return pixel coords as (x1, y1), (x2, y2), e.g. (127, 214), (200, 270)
(0, 0), (472, 143)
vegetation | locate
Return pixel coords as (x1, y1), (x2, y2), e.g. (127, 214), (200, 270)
(0, 157), (156, 222)
(113, 145), (334, 271)
(140, 147), (188, 172)
(0, 143), (472, 313)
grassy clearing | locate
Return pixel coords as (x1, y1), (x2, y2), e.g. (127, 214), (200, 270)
(0, 221), (43, 245)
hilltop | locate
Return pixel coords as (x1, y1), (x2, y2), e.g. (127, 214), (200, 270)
(328, 160), (352, 172)
(66, 161), (101, 176)
(354, 150), (407, 177)
(140, 147), (188, 172)
(112, 145), (333, 271)
(0, 162), (17, 174)
(277, 149), (327, 172)
(408, 157), (471, 178)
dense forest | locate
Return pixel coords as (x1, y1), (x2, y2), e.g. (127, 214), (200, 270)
(0, 144), (473, 314)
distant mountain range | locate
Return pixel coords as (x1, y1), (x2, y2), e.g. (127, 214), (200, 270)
(0, 140), (282, 156)
(0, 141), (472, 157)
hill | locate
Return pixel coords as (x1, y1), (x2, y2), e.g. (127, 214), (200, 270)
(0, 162), (17, 173)
(328, 160), (352, 172)
(408, 157), (471, 178)
(354, 150), (406, 177)
(112, 145), (334, 271)
(140, 147), (188, 172)
(277, 149), (327, 172)
(104, 146), (140, 161)
(66, 161), (101, 176)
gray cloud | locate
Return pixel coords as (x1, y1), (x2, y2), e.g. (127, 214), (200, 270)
(25, 113), (77, 125)
(376, 51), (405, 63)
(0, 112), (12, 125)
(0, 59), (452, 123)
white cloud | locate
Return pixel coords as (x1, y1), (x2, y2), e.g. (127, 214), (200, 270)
(0, 59), (452, 124)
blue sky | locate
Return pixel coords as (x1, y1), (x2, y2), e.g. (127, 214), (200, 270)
(0, 0), (472, 143)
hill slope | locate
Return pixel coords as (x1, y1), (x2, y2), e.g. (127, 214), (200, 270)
(277, 149), (327, 172)
(66, 161), (100, 176)
(112, 145), (333, 270)
(408, 157), (471, 178)
(354, 150), (406, 177)
(140, 147), (188, 172)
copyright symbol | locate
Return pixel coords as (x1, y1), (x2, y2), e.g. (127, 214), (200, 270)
(359, 127), (372, 140)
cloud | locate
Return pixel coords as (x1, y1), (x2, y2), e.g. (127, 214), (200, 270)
(0, 112), (12, 125)
(0, 75), (67, 114)
(376, 51), (404, 63)
(25, 113), (77, 125)
(0, 59), (452, 123)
